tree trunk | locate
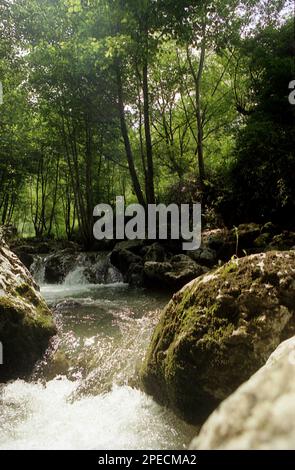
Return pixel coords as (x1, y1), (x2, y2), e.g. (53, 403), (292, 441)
(195, 39), (206, 188)
(186, 19), (207, 190)
(142, 59), (155, 204)
(116, 63), (146, 207)
(48, 154), (60, 237)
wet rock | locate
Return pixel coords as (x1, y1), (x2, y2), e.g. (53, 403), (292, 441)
(186, 247), (217, 267)
(112, 240), (146, 255)
(44, 249), (77, 283)
(203, 229), (227, 252)
(234, 223), (261, 247)
(144, 255), (205, 290)
(144, 261), (173, 284)
(267, 231), (295, 251)
(110, 248), (143, 278)
(11, 239), (81, 257)
(201, 228), (236, 261)
(140, 251), (295, 424)
(32, 241), (52, 254)
(143, 242), (167, 263)
(190, 336), (295, 449)
(127, 263), (144, 287)
(14, 250), (34, 270)
(12, 244), (38, 257)
(0, 238), (56, 381)
(202, 224), (265, 261)
(253, 232), (272, 249)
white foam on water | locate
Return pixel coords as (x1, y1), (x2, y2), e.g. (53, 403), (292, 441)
(0, 378), (187, 450)
(30, 256), (46, 285)
(40, 282), (126, 304)
(3, 266), (192, 450)
(64, 266), (88, 286)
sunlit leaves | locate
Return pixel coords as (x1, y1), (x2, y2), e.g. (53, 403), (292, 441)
(65, 0), (82, 14)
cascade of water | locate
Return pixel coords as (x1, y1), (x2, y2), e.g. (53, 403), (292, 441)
(90, 253), (123, 284)
(0, 282), (194, 450)
(30, 255), (46, 285)
(64, 266), (88, 286)
(69, 252), (124, 285)
(30, 251), (123, 286)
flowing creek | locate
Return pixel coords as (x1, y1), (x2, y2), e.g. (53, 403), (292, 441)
(0, 259), (196, 449)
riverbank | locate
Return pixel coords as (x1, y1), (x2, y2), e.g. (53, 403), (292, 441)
(4, 222), (295, 292)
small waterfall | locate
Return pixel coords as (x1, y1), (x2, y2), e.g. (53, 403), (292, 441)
(89, 253), (123, 284)
(30, 251), (123, 286)
(30, 255), (46, 285)
(64, 266), (88, 286)
(67, 252), (123, 285)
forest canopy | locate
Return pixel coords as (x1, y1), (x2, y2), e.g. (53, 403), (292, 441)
(0, 0), (294, 246)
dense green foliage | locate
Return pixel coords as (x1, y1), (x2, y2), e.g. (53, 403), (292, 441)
(0, 0), (293, 244)
(228, 21), (295, 226)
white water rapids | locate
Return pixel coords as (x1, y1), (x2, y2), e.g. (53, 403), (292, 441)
(0, 262), (195, 450)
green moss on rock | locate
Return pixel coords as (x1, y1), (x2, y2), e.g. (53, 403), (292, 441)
(140, 251), (295, 424)
(0, 240), (56, 381)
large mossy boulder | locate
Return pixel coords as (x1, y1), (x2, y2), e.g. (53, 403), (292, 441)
(190, 336), (295, 449)
(140, 251), (295, 423)
(0, 239), (57, 381)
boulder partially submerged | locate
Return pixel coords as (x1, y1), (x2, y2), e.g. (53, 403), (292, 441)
(140, 251), (295, 423)
(0, 239), (56, 381)
(190, 336), (295, 449)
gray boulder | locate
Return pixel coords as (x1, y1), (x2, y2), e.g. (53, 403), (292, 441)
(144, 255), (205, 290)
(186, 247), (217, 267)
(191, 336), (295, 449)
(143, 242), (167, 263)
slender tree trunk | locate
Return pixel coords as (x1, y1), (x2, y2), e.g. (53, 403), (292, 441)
(63, 176), (75, 241)
(33, 156), (42, 237)
(62, 114), (91, 246)
(48, 155), (60, 237)
(142, 58), (155, 204)
(1, 193), (9, 225)
(85, 116), (94, 246)
(186, 19), (207, 190)
(61, 119), (85, 240)
(7, 191), (16, 223)
(195, 40), (206, 188)
(115, 63), (146, 207)
(136, 67), (148, 196)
